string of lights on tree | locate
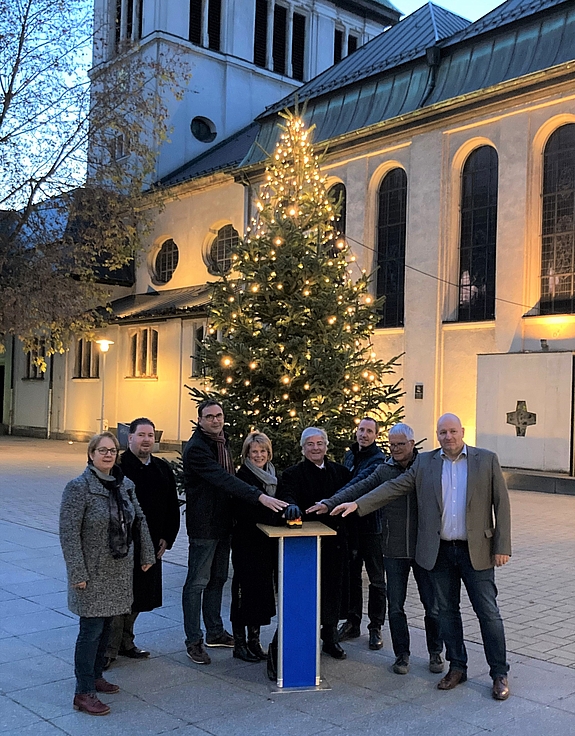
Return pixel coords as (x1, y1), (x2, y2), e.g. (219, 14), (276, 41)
(188, 109), (404, 467)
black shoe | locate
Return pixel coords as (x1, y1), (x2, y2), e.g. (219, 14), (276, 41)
(103, 657), (115, 671)
(205, 630), (234, 648)
(233, 643), (259, 662)
(337, 621), (360, 641)
(118, 647), (150, 659)
(232, 626), (259, 662)
(322, 641), (347, 659)
(429, 652), (445, 673)
(186, 640), (211, 665)
(368, 628), (383, 650)
(246, 626), (267, 660)
(393, 653), (410, 675)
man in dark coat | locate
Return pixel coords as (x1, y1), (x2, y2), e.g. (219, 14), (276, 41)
(278, 427), (351, 659)
(182, 400), (287, 665)
(317, 423), (443, 676)
(338, 417), (386, 651)
(105, 417), (180, 668)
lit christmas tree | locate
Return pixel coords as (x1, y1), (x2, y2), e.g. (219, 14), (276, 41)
(189, 111), (403, 467)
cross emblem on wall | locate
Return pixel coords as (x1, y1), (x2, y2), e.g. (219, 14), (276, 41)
(506, 400), (537, 437)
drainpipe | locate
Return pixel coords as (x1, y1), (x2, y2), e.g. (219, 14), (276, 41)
(46, 353), (54, 439)
(8, 336), (15, 435)
(420, 45), (441, 108)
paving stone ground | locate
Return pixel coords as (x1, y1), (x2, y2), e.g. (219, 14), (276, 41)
(2, 435), (575, 734)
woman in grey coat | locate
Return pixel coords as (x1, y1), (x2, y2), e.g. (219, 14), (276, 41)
(59, 432), (156, 716)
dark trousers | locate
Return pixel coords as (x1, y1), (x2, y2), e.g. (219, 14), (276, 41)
(384, 557), (442, 657)
(182, 537), (231, 646)
(347, 533), (386, 630)
(106, 612), (139, 657)
(74, 616), (112, 694)
(431, 541), (508, 679)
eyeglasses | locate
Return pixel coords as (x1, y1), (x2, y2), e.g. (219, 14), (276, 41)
(203, 413), (224, 421)
(95, 447), (118, 455)
(389, 442), (408, 449)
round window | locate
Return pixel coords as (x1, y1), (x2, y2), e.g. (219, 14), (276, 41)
(154, 239), (179, 283)
(191, 116), (217, 143)
(207, 225), (238, 274)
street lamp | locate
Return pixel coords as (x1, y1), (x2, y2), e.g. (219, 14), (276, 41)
(96, 339), (114, 433)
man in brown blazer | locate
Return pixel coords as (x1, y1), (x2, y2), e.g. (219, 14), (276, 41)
(332, 413), (511, 701)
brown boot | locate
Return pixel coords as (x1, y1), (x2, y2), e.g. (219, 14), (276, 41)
(95, 678), (120, 694)
(73, 693), (111, 716)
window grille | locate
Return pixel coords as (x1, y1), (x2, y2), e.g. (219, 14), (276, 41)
(540, 124), (575, 315)
(292, 13), (306, 81)
(25, 342), (46, 380)
(334, 28), (343, 64)
(129, 328), (158, 377)
(208, 225), (238, 274)
(254, 0), (268, 67)
(376, 168), (407, 328)
(273, 5), (287, 75)
(155, 239), (179, 283)
(74, 340), (100, 379)
(458, 146), (498, 322)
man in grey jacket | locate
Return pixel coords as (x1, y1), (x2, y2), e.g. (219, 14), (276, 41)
(330, 414), (511, 702)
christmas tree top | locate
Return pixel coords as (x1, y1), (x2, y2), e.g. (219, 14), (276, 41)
(189, 110), (403, 467)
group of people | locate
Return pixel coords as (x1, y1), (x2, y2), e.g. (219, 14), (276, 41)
(59, 400), (511, 716)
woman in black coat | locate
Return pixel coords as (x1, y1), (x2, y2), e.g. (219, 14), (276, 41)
(231, 431), (281, 662)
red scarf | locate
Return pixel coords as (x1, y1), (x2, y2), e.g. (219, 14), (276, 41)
(204, 430), (235, 475)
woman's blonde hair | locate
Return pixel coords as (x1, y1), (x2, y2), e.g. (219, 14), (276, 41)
(241, 431), (273, 462)
(87, 431), (120, 461)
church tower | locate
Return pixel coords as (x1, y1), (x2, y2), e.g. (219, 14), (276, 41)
(92, 0), (400, 180)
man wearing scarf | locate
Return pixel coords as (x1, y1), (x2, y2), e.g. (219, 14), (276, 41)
(182, 400), (287, 665)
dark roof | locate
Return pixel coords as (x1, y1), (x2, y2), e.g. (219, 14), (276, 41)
(111, 285), (210, 321)
(262, 3), (470, 117)
(158, 124), (259, 187)
(330, 0), (401, 24)
(241, 0), (575, 168)
(443, 0), (571, 45)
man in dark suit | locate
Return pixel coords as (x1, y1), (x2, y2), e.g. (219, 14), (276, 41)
(105, 417), (180, 669)
(338, 417), (386, 651)
(332, 413), (511, 701)
(182, 400), (287, 665)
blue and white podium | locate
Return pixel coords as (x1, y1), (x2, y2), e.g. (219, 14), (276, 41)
(258, 521), (337, 691)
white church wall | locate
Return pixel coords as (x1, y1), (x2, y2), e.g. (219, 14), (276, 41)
(140, 178), (245, 293)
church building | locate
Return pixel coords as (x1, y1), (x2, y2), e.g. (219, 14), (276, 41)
(5, 0), (575, 485)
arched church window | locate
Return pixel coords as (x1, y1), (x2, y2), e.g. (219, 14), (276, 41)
(376, 168), (407, 328)
(207, 225), (238, 274)
(541, 124), (575, 314)
(458, 145), (498, 322)
(154, 239), (179, 284)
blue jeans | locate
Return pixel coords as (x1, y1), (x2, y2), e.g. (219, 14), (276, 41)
(348, 533), (386, 630)
(384, 557), (442, 657)
(74, 616), (112, 694)
(182, 537), (231, 646)
(431, 541), (508, 679)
